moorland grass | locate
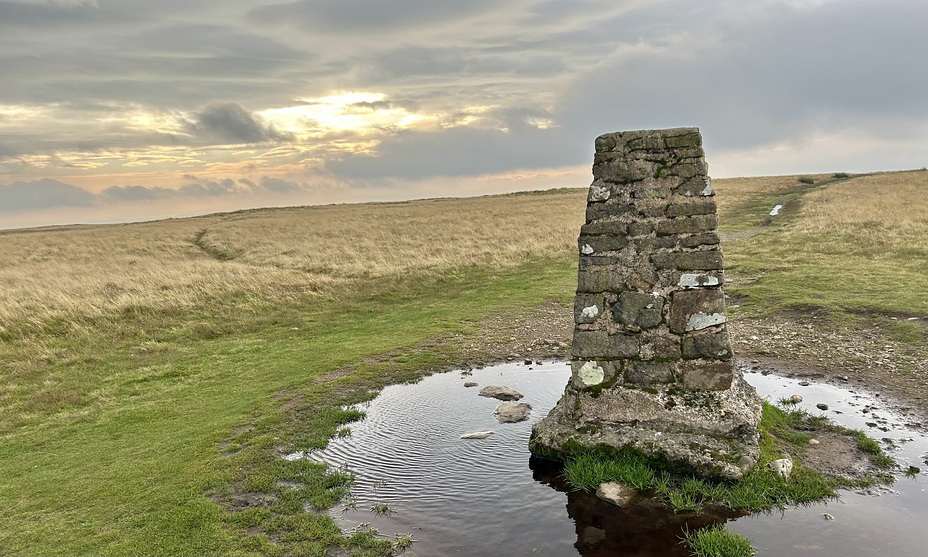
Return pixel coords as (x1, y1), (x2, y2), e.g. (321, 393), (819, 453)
(1, 172), (924, 555)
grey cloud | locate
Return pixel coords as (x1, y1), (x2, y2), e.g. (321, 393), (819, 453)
(259, 176), (304, 193)
(556, 0), (928, 151)
(101, 185), (174, 202)
(351, 46), (566, 84)
(127, 23), (306, 61)
(0, 178), (96, 212)
(179, 178), (241, 196)
(327, 125), (582, 180)
(250, 0), (504, 32)
(186, 103), (293, 144)
(0, 1), (102, 29)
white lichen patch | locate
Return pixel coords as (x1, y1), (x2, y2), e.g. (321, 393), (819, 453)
(578, 361), (605, 386)
(581, 244), (595, 255)
(769, 204), (783, 216)
(702, 179), (713, 196)
(678, 273), (721, 288)
(580, 305), (599, 320)
(589, 182), (611, 202)
(686, 312), (727, 331)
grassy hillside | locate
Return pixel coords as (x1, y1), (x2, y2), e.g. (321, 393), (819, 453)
(0, 170), (926, 555)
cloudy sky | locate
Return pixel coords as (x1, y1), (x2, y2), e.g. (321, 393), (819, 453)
(1, 0), (926, 229)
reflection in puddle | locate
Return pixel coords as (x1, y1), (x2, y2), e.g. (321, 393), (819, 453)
(294, 362), (928, 556)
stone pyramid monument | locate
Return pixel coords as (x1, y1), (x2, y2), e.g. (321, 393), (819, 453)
(530, 128), (761, 479)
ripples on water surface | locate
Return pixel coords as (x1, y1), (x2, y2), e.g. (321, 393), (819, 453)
(294, 362), (928, 556)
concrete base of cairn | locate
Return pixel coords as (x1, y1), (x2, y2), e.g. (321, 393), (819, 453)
(529, 128), (761, 480)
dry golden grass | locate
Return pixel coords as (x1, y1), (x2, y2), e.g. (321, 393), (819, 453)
(793, 170), (928, 238)
(5, 170), (922, 334)
(0, 190), (586, 331)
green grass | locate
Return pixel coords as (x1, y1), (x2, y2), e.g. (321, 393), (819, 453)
(0, 258), (576, 556)
(682, 525), (755, 557)
(561, 402), (893, 514)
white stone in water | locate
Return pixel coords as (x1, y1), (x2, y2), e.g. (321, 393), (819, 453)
(589, 182), (611, 202)
(581, 244), (595, 255)
(494, 402), (532, 423)
(769, 457), (793, 480)
(460, 430), (495, 439)
(702, 179), (714, 196)
(596, 482), (636, 506)
(578, 361), (605, 386)
(678, 273), (721, 288)
(580, 305), (599, 320)
(686, 312), (727, 331)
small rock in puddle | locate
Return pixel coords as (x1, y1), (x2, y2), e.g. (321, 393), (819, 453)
(463, 381), (478, 388)
(823, 513), (835, 521)
(494, 402), (531, 423)
(479, 385), (523, 401)
(786, 394), (803, 404)
(460, 430), (495, 439)
(817, 403), (829, 411)
(596, 482), (637, 506)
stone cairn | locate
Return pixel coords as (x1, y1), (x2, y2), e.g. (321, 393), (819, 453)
(530, 128), (761, 479)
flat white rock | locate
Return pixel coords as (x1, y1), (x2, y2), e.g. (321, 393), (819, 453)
(460, 430), (495, 439)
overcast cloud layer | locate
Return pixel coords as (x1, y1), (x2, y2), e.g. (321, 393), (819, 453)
(1, 0), (926, 228)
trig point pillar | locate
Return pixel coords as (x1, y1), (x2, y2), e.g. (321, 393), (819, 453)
(530, 128), (761, 479)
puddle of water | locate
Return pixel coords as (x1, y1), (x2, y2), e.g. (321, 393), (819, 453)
(295, 362), (928, 556)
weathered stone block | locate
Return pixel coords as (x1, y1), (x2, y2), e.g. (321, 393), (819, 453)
(634, 199), (668, 218)
(626, 362), (675, 386)
(631, 177), (679, 199)
(578, 235), (629, 255)
(677, 177), (714, 197)
(682, 328), (733, 360)
(679, 360), (733, 390)
(681, 233), (720, 249)
(676, 250), (724, 271)
(593, 157), (654, 183)
(677, 272), (723, 289)
(577, 265), (612, 293)
(666, 199), (717, 218)
(571, 360), (622, 387)
(627, 222), (654, 237)
(669, 289), (727, 333)
(612, 292), (665, 330)
(572, 330), (639, 358)
(574, 294), (605, 325)
(594, 134), (617, 152)
(586, 201), (633, 223)
(581, 220), (627, 236)
(663, 130), (702, 148)
(655, 214), (718, 236)
(627, 132), (666, 151)
(638, 329), (682, 361)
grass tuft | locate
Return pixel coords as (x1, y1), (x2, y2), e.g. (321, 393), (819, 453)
(682, 525), (755, 557)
